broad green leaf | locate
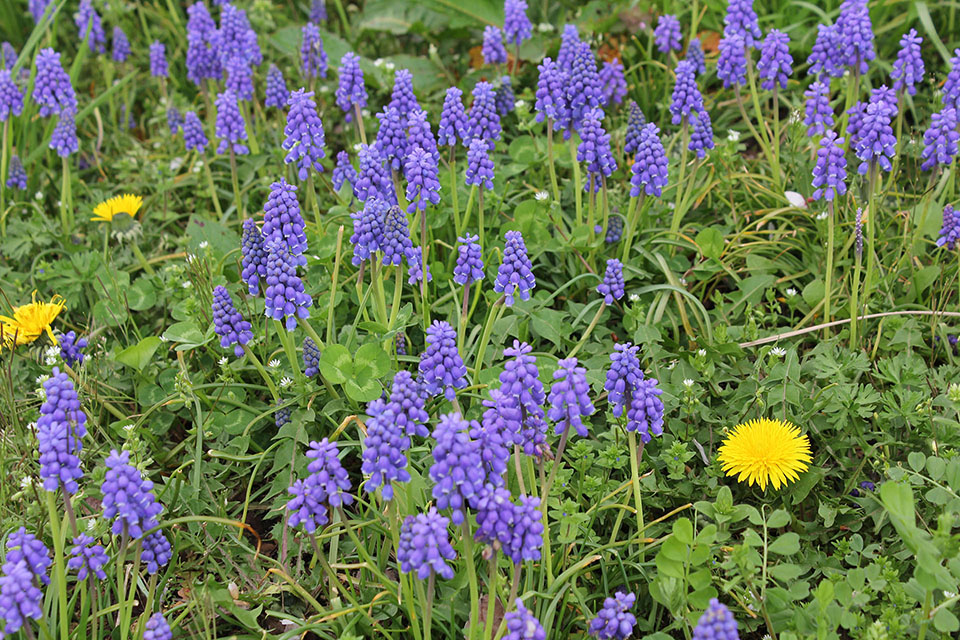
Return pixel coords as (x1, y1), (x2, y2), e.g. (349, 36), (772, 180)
(768, 532), (800, 555)
(114, 337), (162, 372)
(695, 227), (724, 260)
(319, 344), (353, 384)
(355, 342), (391, 378)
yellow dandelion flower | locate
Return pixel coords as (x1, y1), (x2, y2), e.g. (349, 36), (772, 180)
(91, 194), (144, 222)
(0, 291), (66, 347)
(717, 418), (812, 491)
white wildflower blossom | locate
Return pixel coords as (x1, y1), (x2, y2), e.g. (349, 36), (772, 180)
(815, 210), (828, 220)
(373, 58), (385, 67)
(199, 241), (209, 249)
(34, 191), (43, 201)
(182, 280), (193, 289)
(537, 23), (554, 33)
(279, 376), (293, 389)
(122, 424), (135, 433)
(268, 359), (281, 369)
(697, 348), (706, 357)
(628, 293), (640, 302)
(218, 357), (228, 366)
(20, 476), (33, 489)
(727, 129), (741, 142)
(534, 191), (549, 201)
(44, 345), (60, 365)
(514, 99), (526, 110)
(384, 61), (395, 71)
(785, 287), (798, 297)
(770, 347), (786, 357)
(683, 379), (695, 388)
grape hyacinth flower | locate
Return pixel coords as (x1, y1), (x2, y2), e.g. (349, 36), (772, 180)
(854, 87), (897, 175)
(33, 49), (77, 117)
(225, 52), (254, 101)
(240, 219), (267, 294)
(406, 245), (432, 285)
(185, 3), (220, 86)
(166, 108), (181, 135)
(504, 599), (546, 640)
(264, 240), (312, 330)
(811, 131), (847, 202)
(333, 150), (358, 192)
(624, 102), (646, 154)
(499, 340), (546, 436)
(375, 106), (408, 171)
(467, 81), (502, 150)
(597, 259), (625, 304)
(214, 90), (248, 155)
(406, 110), (440, 165)
(397, 508), (456, 579)
(630, 123), (669, 197)
(388, 69), (420, 118)
(938, 205), (960, 250)
(149, 41), (168, 78)
(483, 26), (508, 65)
(275, 402), (292, 429)
(0, 71), (23, 122)
(465, 138), (495, 190)
(723, 0), (761, 47)
(578, 108), (617, 188)
(30, 0), (52, 23)
(283, 89), (326, 180)
(654, 15), (682, 54)
(429, 412), (485, 524)
(361, 398), (411, 501)
(504, 0), (532, 47)
(472, 404), (513, 485)
(0, 560), (43, 634)
(598, 59), (627, 106)
(669, 60), (703, 125)
(419, 321), (467, 401)
(211, 286), (253, 358)
(350, 197), (387, 265)
(143, 613), (172, 640)
(606, 343), (665, 441)
(891, 29), (924, 96)
(396, 333), (407, 356)
(689, 109), (714, 158)
(218, 3), (262, 68)
(300, 23), (327, 79)
(336, 52), (367, 121)
(183, 111), (208, 154)
(310, 0), (327, 21)
(803, 82), (833, 137)
(304, 438), (354, 509)
(837, 0), (875, 75)
(36, 369), (87, 494)
(262, 178), (308, 265)
(757, 30), (792, 91)
(846, 101), (867, 148)
(140, 530), (171, 575)
(495, 76), (515, 116)
(566, 41), (601, 132)
(112, 27), (130, 63)
(921, 108), (959, 172)
(945, 50), (960, 112)
(686, 38), (706, 75)
(6, 155), (25, 190)
(303, 337), (321, 377)
(101, 449), (164, 538)
(692, 599), (739, 640)
(265, 64), (290, 109)
(588, 592), (637, 639)
(557, 24), (581, 68)
(386, 370), (429, 438)
(380, 204), (413, 266)
(67, 534), (108, 581)
(547, 358), (594, 437)
(807, 23), (843, 79)
(534, 58), (567, 130)
(495, 230), (536, 305)
(4, 528), (50, 583)
(454, 234), (484, 285)
(606, 214), (623, 243)
(76, 0), (106, 54)
(0, 42), (14, 71)
(50, 110), (79, 158)
(438, 87), (468, 147)
(504, 494), (543, 562)
(717, 35), (747, 88)
(355, 144), (395, 204)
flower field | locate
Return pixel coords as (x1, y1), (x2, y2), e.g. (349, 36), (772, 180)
(2, 0), (960, 638)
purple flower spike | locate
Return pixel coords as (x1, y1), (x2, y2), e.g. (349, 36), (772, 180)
(724, 0), (761, 47)
(606, 214), (623, 244)
(380, 204), (413, 266)
(429, 412), (485, 524)
(504, 0), (532, 47)
(945, 50), (960, 112)
(265, 64), (290, 109)
(4, 528), (51, 584)
(112, 27), (130, 63)
(597, 259), (625, 304)
(283, 89), (326, 180)
(419, 321), (467, 401)
(603, 343), (666, 442)
(186, 3), (220, 86)
(495, 230), (536, 306)
(303, 337), (321, 377)
(149, 41), (168, 78)
(30, 0), (52, 23)
(50, 110), (79, 158)
(141, 530), (171, 575)
(398, 508), (456, 579)
(1, 43), (16, 71)
(467, 81), (502, 150)
(406, 110), (440, 165)
(333, 150), (358, 192)
(599, 59), (627, 106)
(310, 0), (327, 22)
(241, 220), (267, 295)
(0, 71), (23, 122)
(214, 90), (248, 156)
(500, 340), (546, 414)
(692, 599), (739, 640)
(454, 234), (484, 285)
(921, 108), (960, 172)
(262, 178), (308, 264)
(578, 109), (617, 184)
(654, 15), (682, 54)
(182, 111), (208, 154)
(937, 205), (960, 250)
(143, 613), (172, 640)
(472, 405), (512, 486)
(166, 108), (182, 135)
(854, 86), (897, 175)
(811, 131), (848, 202)
(588, 591), (637, 639)
(361, 398), (411, 501)
(466, 138), (495, 190)
(630, 123), (669, 198)
(892, 29), (924, 96)
(389, 69), (420, 118)
(350, 197), (387, 265)
(566, 41), (601, 132)
(686, 38), (706, 75)
(212, 286), (253, 358)
(37, 369), (87, 494)
(386, 370), (429, 438)
(303, 438), (354, 509)
(557, 24), (581, 68)
(689, 109), (714, 158)
(438, 87), (468, 147)
(837, 0), (875, 75)
(483, 25), (508, 65)
(547, 357), (594, 437)
(0, 560), (43, 634)
(218, 4), (262, 68)
(669, 60), (703, 125)
(264, 240), (312, 331)
(6, 155), (26, 190)
(505, 599), (546, 640)
(300, 23), (328, 79)
(58, 331), (87, 368)
(76, 0), (106, 54)
(757, 30), (792, 91)
(224, 53), (254, 101)
(404, 146), (441, 213)
(33, 49), (76, 117)
(535, 58), (567, 128)
(375, 106), (408, 171)
(717, 35), (747, 88)
(356, 144), (395, 204)
(495, 76), (515, 116)
(405, 246), (431, 285)
(101, 449), (164, 539)
(67, 534), (108, 581)
(336, 52), (367, 121)
(624, 102), (646, 154)
(803, 82), (833, 137)
(807, 24), (843, 79)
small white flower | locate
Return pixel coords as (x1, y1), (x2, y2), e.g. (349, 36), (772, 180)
(537, 23), (554, 33)
(279, 376), (293, 389)
(86, 518), (97, 531)
(26, 421), (37, 432)
(697, 349), (706, 357)
(679, 277), (687, 286)
(361, 108), (371, 118)
(534, 191), (549, 201)
(56, 200), (62, 208)
(182, 280), (193, 289)
(770, 347), (786, 357)
(373, 58), (385, 68)
(429, 43), (438, 56)
(198, 241), (209, 249)
(628, 293), (640, 302)
(186, 254), (196, 264)
(34, 191), (43, 201)
(815, 210), (828, 221)
(169, 157), (185, 172)
(384, 61), (395, 71)
(683, 379), (695, 388)
(20, 476), (33, 489)
(667, 202), (676, 210)
(788, 109), (801, 124)
(122, 424), (134, 433)
(218, 357), (228, 366)
(784, 191), (807, 209)
(726, 129), (741, 142)
(353, 142), (363, 152)
(785, 287), (798, 297)
(192, 160), (203, 174)
(666, 359), (678, 370)
(44, 345), (60, 365)
(514, 99), (526, 110)
(944, 591), (958, 599)
(317, 85), (331, 94)
(268, 359), (281, 369)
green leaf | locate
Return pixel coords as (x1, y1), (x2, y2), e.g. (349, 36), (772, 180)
(695, 227), (724, 260)
(162, 322), (208, 349)
(672, 517), (694, 545)
(114, 337), (162, 371)
(354, 342), (391, 378)
(934, 607), (960, 633)
(319, 344), (353, 384)
(768, 532), (800, 555)
(908, 451), (926, 472)
(766, 509), (791, 529)
(127, 277), (157, 311)
(343, 376), (383, 402)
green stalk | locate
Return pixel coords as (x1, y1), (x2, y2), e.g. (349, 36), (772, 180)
(628, 432), (646, 560)
(353, 103), (367, 146)
(450, 150), (460, 235)
(471, 297), (506, 386)
(568, 302), (606, 357)
(823, 200), (836, 334)
(274, 320), (302, 379)
(599, 175), (610, 242)
(569, 137), (582, 226)
(459, 281), (471, 349)
(131, 241), (155, 276)
(460, 184), (477, 237)
(850, 224), (863, 347)
(0, 119), (8, 237)
(587, 174), (596, 240)
(669, 120), (690, 237)
(483, 558), (498, 640)
(462, 520), (481, 640)
(327, 225), (344, 344)
(418, 573), (436, 640)
(388, 264), (404, 336)
(478, 189), (485, 250)
(332, 0), (352, 36)
(863, 163), (879, 315)
(45, 492), (70, 640)
(229, 149), (243, 221)
(60, 158), (72, 237)
(621, 194), (645, 262)
(546, 119), (560, 203)
(771, 86), (781, 191)
(388, 501), (422, 640)
(242, 344), (278, 401)
(240, 101), (259, 155)
(203, 158), (223, 220)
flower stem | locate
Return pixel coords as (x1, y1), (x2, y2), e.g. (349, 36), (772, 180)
(60, 158), (73, 237)
(823, 200), (836, 334)
(568, 302), (606, 358)
(546, 119), (560, 203)
(569, 136), (582, 226)
(353, 103), (367, 146)
(328, 225), (344, 344)
(0, 119), (8, 237)
(203, 157), (223, 220)
(620, 194), (645, 262)
(462, 520), (481, 640)
(242, 344), (278, 401)
(471, 296), (506, 386)
(483, 557), (498, 640)
(45, 492), (70, 640)
(628, 432), (646, 560)
(460, 184), (477, 238)
(229, 149), (243, 221)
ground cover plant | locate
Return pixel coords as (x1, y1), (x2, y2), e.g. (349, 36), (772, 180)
(0, 0), (960, 638)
